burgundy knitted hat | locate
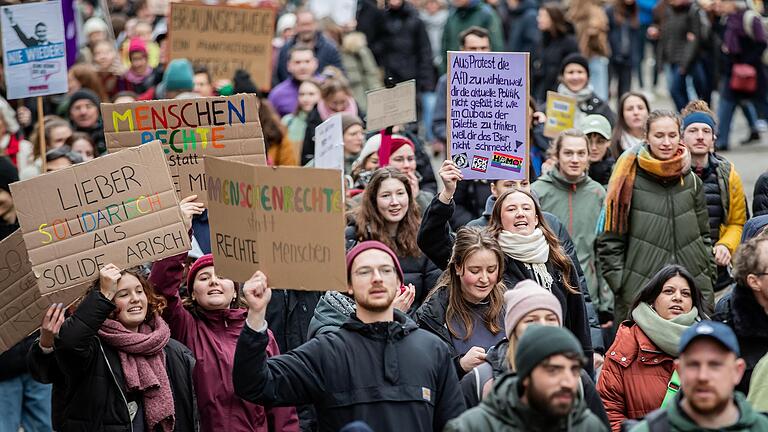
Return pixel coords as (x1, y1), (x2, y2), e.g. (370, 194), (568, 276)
(345, 241), (404, 283)
(187, 254), (214, 288)
(389, 136), (415, 156)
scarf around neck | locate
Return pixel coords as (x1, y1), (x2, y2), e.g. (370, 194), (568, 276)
(99, 315), (175, 432)
(497, 228), (554, 289)
(604, 143), (691, 234)
(317, 97), (359, 121)
(556, 83), (595, 104)
(632, 302), (699, 356)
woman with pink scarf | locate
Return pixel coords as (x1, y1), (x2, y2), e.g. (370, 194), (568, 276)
(55, 265), (197, 431)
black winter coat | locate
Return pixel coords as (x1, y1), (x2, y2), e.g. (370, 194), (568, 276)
(532, 33), (579, 103)
(54, 289), (198, 432)
(265, 290), (322, 354)
(28, 340), (68, 430)
(458, 339), (610, 428)
(450, 180), (493, 229)
(694, 154), (727, 242)
(232, 311), (466, 432)
(589, 156), (615, 186)
(754, 171), (768, 216)
(712, 281), (768, 394)
(345, 223), (441, 311)
(0, 333), (36, 381)
(416, 196), (594, 369)
(382, 4), (435, 92)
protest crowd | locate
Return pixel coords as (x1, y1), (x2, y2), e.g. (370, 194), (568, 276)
(3, 0), (768, 431)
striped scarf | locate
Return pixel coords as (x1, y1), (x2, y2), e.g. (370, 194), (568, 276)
(604, 143), (691, 234)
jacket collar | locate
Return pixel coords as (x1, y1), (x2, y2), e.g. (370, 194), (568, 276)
(341, 309), (418, 340)
(731, 283), (768, 339)
(415, 287), (451, 342)
(608, 321), (674, 368)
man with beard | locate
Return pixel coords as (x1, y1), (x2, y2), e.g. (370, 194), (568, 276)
(445, 325), (607, 431)
(232, 241), (466, 432)
(631, 320), (768, 431)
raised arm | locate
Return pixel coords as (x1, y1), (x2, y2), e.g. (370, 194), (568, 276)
(417, 160), (461, 270)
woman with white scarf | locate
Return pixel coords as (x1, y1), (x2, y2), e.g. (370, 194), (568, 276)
(597, 265), (705, 431)
(418, 160), (594, 370)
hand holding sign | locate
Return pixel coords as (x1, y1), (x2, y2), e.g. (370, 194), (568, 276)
(180, 195), (205, 229)
(243, 271), (271, 330)
(99, 264), (121, 301)
(438, 159), (463, 203)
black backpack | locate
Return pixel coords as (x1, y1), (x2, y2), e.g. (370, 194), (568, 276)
(620, 409), (669, 432)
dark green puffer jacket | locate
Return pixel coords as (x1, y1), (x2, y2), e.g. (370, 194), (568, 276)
(597, 166), (716, 321)
(445, 372), (608, 431)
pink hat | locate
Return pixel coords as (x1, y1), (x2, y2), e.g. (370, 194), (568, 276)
(345, 241), (404, 283)
(389, 136), (415, 155)
(503, 280), (563, 338)
(187, 254), (214, 288)
(128, 37), (147, 55)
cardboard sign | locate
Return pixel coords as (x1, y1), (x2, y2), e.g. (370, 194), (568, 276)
(447, 52), (529, 180)
(10, 141), (191, 294)
(169, 3), (275, 90)
(1, 1), (68, 99)
(366, 80), (417, 132)
(314, 114), (344, 171)
(308, 0), (357, 26)
(147, 0), (169, 16)
(0, 230), (85, 353)
(543, 91), (577, 139)
(101, 94), (266, 203)
(205, 158), (346, 290)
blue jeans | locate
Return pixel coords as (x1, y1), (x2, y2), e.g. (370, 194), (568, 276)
(0, 374), (53, 432)
(666, 63), (708, 111)
(421, 91), (437, 142)
(589, 56), (610, 101)
(717, 93), (768, 150)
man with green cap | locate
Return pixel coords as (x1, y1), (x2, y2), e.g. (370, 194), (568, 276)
(445, 325), (608, 431)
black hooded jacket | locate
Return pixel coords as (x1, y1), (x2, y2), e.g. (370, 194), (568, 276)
(233, 311), (466, 432)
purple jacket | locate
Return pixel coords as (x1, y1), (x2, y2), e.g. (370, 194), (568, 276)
(151, 253), (299, 432)
(268, 79), (300, 117)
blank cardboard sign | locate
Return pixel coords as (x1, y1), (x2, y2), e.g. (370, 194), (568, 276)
(0, 230), (85, 353)
(365, 79), (417, 132)
(205, 158), (346, 291)
(10, 141), (190, 294)
(101, 93), (267, 204)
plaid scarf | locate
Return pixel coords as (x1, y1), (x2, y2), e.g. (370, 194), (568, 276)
(604, 143), (691, 234)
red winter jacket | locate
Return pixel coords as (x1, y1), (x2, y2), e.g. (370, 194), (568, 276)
(151, 253), (299, 432)
(597, 321), (675, 432)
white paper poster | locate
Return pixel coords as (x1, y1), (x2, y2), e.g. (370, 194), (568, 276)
(314, 114), (344, 171)
(1, 1), (68, 99)
(308, 0), (357, 26)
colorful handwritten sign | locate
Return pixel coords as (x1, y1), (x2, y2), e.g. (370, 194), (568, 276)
(314, 114), (344, 171)
(543, 91), (577, 139)
(1, 1), (68, 99)
(205, 157), (346, 290)
(10, 141), (190, 294)
(366, 80), (417, 132)
(446, 52), (529, 180)
(0, 230), (85, 352)
(101, 94), (266, 203)
(169, 3), (275, 90)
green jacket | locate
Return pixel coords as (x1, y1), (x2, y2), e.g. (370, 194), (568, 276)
(532, 170), (610, 313)
(440, 2), (505, 72)
(444, 372), (608, 432)
(630, 391), (768, 432)
(597, 166), (716, 321)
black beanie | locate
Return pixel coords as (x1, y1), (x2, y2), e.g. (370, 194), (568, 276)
(0, 156), (19, 194)
(69, 88), (101, 111)
(515, 326), (583, 386)
(560, 53), (590, 78)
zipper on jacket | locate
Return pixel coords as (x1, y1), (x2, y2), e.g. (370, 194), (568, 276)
(100, 341), (134, 432)
(669, 188), (678, 262)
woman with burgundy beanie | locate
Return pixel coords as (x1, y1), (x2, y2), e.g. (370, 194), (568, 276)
(149, 196), (299, 432)
(55, 264), (197, 431)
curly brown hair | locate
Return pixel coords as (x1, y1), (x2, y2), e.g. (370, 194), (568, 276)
(102, 267), (167, 321)
(353, 168), (422, 257)
(487, 189), (578, 293)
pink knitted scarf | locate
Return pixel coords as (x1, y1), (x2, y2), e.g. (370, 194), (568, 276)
(99, 315), (175, 432)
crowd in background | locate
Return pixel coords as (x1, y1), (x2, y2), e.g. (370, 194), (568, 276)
(2, 0), (768, 431)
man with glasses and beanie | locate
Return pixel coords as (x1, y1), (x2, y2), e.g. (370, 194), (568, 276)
(231, 240), (465, 432)
(629, 320), (768, 431)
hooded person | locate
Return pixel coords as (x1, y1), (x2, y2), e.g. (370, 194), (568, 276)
(150, 200), (299, 432)
(120, 37), (155, 94)
(140, 59), (194, 101)
(67, 89), (106, 154)
(458, 280), (609, 427)
(446, 325), (608, 431)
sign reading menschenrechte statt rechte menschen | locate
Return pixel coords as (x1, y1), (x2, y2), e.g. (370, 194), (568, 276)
(447, 52), (529, 180)
(1, 1), (68, 99)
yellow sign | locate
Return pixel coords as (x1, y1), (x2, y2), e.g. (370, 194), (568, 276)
(543, 91), (577, 139)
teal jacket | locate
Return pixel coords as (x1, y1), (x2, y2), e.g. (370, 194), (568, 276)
(630, 391), (768, 432)
(440, 1), (505, 72)
(532, 170), (609, 313)
(445, 372), (608, 431)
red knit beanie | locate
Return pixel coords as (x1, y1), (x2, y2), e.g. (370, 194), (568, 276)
(389, 136), (415, 156)
(187, 254), (214, 288)
(345, 241), (404, 283)
(128, 37), (147, 55)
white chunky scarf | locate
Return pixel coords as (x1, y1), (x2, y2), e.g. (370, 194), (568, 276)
(496, 228), (554, 290)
